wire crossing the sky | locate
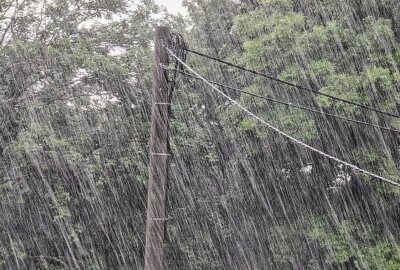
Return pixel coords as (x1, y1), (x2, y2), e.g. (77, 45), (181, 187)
(174, 69), (400, 135)
(168, 48), (400, 188)
(187, 49), (400, 119)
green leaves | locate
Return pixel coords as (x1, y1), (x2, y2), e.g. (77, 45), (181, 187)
(51, 186), (72, 223)
(306, 219), (400, 269)
(309, 60), (336, 79)
(261, 0), (294, 10)
(361, 242), (400, 270)
(267, 218), (400, 268)
(270, 108), (318, 141)
(352, 148), (400, 194)
(238, 117), (257, 132)
(238, 11), (305, 71)
(318, 73), (367, 114)
(365, 66), (395, 91)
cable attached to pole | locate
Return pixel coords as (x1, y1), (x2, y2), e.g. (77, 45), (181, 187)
(168, 48), (400, 188)
(171, 69), (400, 135)
(187, 49), (400, 119)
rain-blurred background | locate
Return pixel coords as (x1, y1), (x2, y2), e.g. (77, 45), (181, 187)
(1, 0), (400, 269)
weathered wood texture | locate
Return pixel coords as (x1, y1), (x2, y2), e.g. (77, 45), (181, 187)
(144, 26), (173, 270)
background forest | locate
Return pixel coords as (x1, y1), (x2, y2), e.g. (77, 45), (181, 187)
(1, 0), (400, 269)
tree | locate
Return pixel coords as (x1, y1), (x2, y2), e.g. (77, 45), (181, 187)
(0, 0), (163, 268)
(163, 0), (400, 268)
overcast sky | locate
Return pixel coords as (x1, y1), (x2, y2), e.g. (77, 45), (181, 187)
(154, 0), (187, 16)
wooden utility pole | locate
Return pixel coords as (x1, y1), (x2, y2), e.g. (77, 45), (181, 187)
(144, 26), (173, 270)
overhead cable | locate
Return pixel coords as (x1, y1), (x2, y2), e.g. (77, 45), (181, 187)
(173, 69), (400, 135)
(168, 48), (400, 188)
(187, 49), (400, 119)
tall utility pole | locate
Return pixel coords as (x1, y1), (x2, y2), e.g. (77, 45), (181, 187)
(144, 26), (173, 270)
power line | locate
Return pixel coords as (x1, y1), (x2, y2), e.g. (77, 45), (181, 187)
(187, 49), (400, 119)
(174, 69), (400, 135)
(168, 48), (400, 188)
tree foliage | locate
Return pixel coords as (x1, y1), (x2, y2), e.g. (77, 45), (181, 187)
(1, 0), (400, 269)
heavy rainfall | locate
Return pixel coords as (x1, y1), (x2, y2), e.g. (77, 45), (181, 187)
(1, 0), (400, 269)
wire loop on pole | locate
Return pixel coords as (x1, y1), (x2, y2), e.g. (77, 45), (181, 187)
(166, 32), (188, 84)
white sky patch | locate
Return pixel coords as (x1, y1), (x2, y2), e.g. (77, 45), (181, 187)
(154, 0), (187, 16)
(77, 13), (129, 30)
(68, 92), (120, 110)
(68, 69), (121, 109)
(127, 75), (138, 85)
(108, 46), (127, 56)
(78, 18), (111, 30)
(66, 101), (75, 108)
(300, 164), (313, 175)
(77, 1), (188, 30)
(27, 80), (47, 93)
(70, 68), (89, 86)
(88, 92), (120, 109)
